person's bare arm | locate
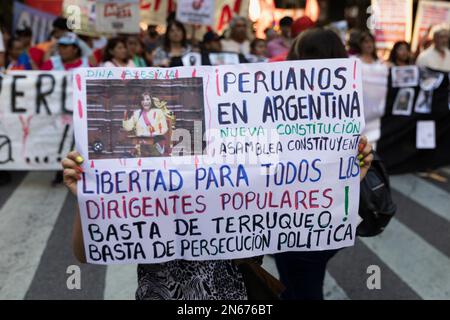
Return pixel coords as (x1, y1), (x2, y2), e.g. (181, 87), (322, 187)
(61, 151), (86, 263)
(358, 135), (373, 181)
(73, 208), (87, 263)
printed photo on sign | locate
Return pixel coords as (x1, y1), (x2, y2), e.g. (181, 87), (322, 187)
(414, 89), (433, 114)
(86, 78), (205, 159)
(392, 88), (414, 116)
(416, 120), (436, 149)
(208, 52), (240, 65)
(391, 66), (419, 88)
(176, 0), (215, 26)
(182, 52), (202, 66)
(419, 69), (444, 91)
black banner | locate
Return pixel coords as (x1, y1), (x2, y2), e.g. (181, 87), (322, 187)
(377, 67), (450, 174)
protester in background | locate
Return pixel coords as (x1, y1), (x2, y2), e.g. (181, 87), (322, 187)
(273, 28), (374, 300)
(14, 27), (38, 70)
(245, 38), (268, 63)
(153, 20), (191, 67)
(101, 37), (135, 68)
(202, 31), (222, 53)
(268, 15), (315, 62)
(39, 17), (71, 56)
(221, 16), (251, 55)
(5, 37), (26, 70)
(388, 41), (413, 66)
(143, 47), (156, 67)
(346, 29), (361, 56)
(264, 27), (277, 42)
(143, 24), (162, 53)
(40, 32), (90, 70)
(356, 31), (380, 65)
(126, 35), (147, 67)
(267, 16), (293, 58)
(291, 16), (316, 39)
(416, 26), (450, 72)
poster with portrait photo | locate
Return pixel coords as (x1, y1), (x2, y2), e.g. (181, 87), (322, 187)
(392, 88), (415, 116)
(414, 89), (433, 114)
(182, 52), (202, 66)
(392, 66), (419, 88)
(419, 69), (444, 91)
(85, 78), (205, 160)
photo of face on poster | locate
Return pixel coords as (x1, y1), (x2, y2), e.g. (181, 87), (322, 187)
(86, 78), (205, 159)
(182, 52), (202, 66)
(414, 89), (433, 114)
(392, 88), (415, 116)
(392, 66), (419, 88)
(420, 69), (444, 91)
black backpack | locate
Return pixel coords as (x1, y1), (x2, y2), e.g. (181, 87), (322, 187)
(357, 152), (397, 237)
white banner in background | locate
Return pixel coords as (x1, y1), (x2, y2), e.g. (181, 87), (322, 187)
(0, 71), (73, 170)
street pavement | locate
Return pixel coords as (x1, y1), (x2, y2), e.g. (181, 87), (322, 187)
(0, 168), (449, 300)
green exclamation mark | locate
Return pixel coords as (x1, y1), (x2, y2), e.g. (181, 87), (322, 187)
(343, 186), (349, 222)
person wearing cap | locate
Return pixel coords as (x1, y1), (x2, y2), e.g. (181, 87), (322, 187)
(202, 31), (222, 53)
(267, 16), (293, 58)
(40, 32), (90, 70)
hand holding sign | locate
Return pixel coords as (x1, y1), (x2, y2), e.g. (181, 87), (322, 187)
(61, 151), (84, 196)
(358, 135), (373, 181)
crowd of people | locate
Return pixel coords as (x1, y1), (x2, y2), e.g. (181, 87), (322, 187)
(1, 14), (448, 73)
(0, 12), (449, 301)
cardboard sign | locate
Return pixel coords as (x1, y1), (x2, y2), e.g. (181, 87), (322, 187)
(95, 0), (141, 34)
(176, 0), (216, 26)
(73, 59), (365, 264)
(140, 0), (170, 26)
(370, 0), (413, 49)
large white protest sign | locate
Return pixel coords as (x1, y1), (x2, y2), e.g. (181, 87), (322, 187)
(95, 0), (141, 34)
(176, 0), (216, 26)
(0, 71), (73, 170)
(73, 59), (365, 264)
